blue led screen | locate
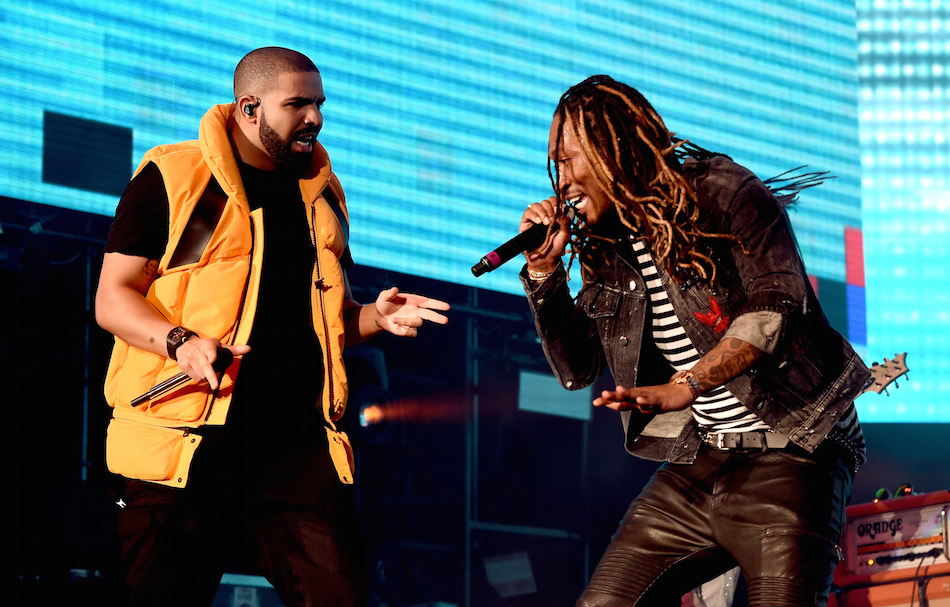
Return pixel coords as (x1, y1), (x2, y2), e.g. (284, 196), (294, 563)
(857, 0), (950, 423)
(3, 0), (945, 422)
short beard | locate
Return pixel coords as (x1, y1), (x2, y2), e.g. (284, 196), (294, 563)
(259, 112), (311, 175)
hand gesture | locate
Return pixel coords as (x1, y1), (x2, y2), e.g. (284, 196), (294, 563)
(174, 338), (251, 391)
(592, 383), (694, 415)
(373, 287), (450, 337)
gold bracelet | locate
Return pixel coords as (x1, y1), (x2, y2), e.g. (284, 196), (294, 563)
(671, 370), (702, 400)
(526, 267), (554, 282)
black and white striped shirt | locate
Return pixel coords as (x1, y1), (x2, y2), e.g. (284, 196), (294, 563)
(628, 238), (865, 460)
(630, 239), (770, 433)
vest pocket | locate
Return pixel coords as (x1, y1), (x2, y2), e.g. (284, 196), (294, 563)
(106, 418), (198, 482)
(140, 381), (213, 423)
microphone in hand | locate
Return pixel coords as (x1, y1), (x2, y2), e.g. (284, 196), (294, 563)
(130, 348), (235, 407)
(472, 207), (573, 277)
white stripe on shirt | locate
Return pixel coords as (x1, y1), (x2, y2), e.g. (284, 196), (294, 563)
(630, 239), (769, 433)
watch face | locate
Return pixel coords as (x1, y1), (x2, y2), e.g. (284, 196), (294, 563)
(167, 327), (194, 359)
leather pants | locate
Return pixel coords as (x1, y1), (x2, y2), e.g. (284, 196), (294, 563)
(578, 441), (853, 607)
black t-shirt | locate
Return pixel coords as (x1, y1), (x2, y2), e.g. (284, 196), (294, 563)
(105, 162), (170, 257)
(106, 160), (352, 503)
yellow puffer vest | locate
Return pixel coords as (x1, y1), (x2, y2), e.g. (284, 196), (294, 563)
(103, 104), (354, 488)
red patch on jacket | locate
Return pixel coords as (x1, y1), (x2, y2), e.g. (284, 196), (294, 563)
(694, 296), (730, 333)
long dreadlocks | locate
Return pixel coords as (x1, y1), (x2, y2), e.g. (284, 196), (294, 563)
(549, 75), (732, 285)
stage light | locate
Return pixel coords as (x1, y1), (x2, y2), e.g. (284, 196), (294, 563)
(341, 345), (394, 443)
(350, 385), (395, 444)
(355, 388), (390, 429)
(895, 483), (915, 497)
(359, 403), (383, 428)
(873, 487), (890, 502)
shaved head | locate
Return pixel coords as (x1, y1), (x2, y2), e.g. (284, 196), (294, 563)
(233, 47), (319, 98)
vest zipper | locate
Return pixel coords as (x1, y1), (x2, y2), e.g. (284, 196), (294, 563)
(204, 213), (256, 423)
(311, 203), (336, 417)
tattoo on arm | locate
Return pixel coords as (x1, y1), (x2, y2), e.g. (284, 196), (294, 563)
(141, 259), (159, 280)
(692, 338), (763, 391)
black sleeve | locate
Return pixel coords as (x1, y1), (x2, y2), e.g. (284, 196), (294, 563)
(521, 264), (607, 390)
(340, 246), (354, 269)
(104, 162), (170, 259)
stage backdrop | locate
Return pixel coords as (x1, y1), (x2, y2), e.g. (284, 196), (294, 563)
(2, 0), (945, 423)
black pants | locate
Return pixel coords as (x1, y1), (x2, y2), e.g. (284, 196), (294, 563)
(117, 478), (370, 607)
(578, 442), (853, 607)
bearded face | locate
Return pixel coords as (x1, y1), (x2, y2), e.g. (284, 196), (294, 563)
(258, 110), (317, 175)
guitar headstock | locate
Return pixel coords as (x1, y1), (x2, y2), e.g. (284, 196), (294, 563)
(863, 352), (909, 395)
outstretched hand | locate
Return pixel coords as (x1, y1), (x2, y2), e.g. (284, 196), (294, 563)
(373, 287), (450, 337)
(592, 383), (694, 415)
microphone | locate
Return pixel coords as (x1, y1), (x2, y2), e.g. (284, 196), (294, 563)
(130, 348), (234, 407)
(472, 209), (573, 277)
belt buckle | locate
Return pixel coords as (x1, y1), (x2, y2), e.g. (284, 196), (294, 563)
(715, 433), (728, 450)
(699, 431), (730, 450)
(711, 431), (754, 451)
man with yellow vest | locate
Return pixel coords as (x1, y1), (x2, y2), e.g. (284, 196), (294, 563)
(95, 46), (449, 607)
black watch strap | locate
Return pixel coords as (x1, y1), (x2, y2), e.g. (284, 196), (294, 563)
(166, 326), (198, 360)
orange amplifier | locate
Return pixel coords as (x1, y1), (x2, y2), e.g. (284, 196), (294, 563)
(830, 489), (950, 607)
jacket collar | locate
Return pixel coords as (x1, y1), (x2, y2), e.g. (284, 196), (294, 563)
(197, 103), (333, 208)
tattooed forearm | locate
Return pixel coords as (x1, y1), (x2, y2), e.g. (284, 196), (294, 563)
(691, 337), (764, 392)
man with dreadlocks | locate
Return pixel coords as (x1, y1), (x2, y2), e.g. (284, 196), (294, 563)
(519, 75), (869, 607)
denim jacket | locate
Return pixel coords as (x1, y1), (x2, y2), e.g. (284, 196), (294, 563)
(522, 156), (869, 464)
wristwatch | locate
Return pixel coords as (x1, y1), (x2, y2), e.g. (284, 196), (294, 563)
(166, 326), (198, 360)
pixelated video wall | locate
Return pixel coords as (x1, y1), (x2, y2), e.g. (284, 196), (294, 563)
(856, 0), (950, 423)
(5, 1), (941, 421)
(1, 1), (862, 288)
